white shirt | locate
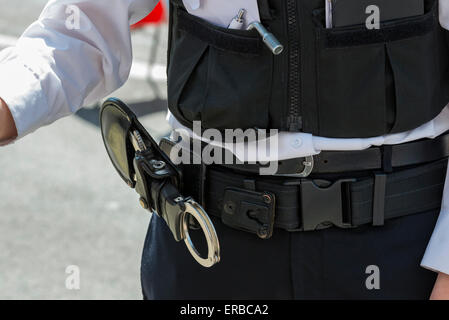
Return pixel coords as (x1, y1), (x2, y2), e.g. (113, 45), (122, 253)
(1, 0), (449, 274)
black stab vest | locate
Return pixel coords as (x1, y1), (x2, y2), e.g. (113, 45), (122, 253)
(166, 0), (449, 138)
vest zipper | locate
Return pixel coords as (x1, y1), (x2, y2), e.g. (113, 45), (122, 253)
(286, 0), (302, 131)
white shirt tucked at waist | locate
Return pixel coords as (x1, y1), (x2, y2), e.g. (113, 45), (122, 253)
(167, 107), (449, 161)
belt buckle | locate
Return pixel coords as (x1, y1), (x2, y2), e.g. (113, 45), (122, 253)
(299, 156), (314, 177)
(300, 178), (356, 231)
(275, 155), (314, 178)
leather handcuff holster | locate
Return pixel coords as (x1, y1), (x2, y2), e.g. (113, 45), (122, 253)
(99, 98), (220, 268)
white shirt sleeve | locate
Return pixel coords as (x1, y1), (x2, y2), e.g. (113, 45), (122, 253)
(440, 0), (449, 30)
(419, 1), (449, 275)
(0, 0), (158, 139)
(421, 158), (449, 274)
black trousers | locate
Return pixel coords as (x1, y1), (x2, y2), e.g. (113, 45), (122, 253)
(141, 208), (439, 300)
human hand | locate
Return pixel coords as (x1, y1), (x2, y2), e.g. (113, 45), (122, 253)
(430, 272), (449, 300)
(0, 97), (18, 145)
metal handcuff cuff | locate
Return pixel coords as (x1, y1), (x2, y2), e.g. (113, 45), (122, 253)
(99, 98), (220, 267)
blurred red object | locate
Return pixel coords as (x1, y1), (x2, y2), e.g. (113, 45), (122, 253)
(131, 1), (166, 29)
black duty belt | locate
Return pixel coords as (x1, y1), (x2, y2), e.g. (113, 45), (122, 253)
(220, 132), (449, 176)
(169, 134), (449, 238)
(198, 159), (447, 236)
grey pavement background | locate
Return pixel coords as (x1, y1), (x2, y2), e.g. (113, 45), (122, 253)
(0, 0), (171, 299)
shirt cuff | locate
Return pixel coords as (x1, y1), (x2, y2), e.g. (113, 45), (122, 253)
(421, 209), (449, 275)
(0, 59), (49, 140)
(421, 158), (449, 275)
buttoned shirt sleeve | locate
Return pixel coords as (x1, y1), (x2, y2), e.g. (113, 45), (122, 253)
(0, 0), (158, 139)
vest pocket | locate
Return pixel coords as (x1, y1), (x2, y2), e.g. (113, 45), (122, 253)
(313, 0), (448, 138)
(316, 40), (387, 138)
(167, 31), (209, 127)
(168, 9), (273, 131)
(385, 4), (449, 133)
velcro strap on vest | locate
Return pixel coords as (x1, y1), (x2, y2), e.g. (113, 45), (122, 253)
(176, 9), (263, 55)
(322, 3), (436, 48)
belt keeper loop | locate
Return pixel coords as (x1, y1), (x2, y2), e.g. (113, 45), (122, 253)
(372, 173), (387, 226)
(243, 179), (257, 191)
(381, 145), (393, 173)
(200, 163), (207, 208)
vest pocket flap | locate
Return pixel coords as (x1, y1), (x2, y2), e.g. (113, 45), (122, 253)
(314, 0), (437, 48)
(176, 9), (263, 55)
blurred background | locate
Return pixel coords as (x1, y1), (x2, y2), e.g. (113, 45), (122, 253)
(0, 0), (170, 299)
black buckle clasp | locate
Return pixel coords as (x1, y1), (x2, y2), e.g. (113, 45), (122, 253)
(222, 187), (276, 239)
(300, 178), (356, 231)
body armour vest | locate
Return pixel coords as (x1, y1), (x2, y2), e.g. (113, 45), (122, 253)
(166, 0), (449, 138)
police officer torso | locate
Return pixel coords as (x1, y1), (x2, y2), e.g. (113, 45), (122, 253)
(101, 0), (449, 299)
(167, 0), (449, 138)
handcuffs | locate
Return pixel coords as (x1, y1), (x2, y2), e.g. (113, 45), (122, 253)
(99, 98), (220, 267)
